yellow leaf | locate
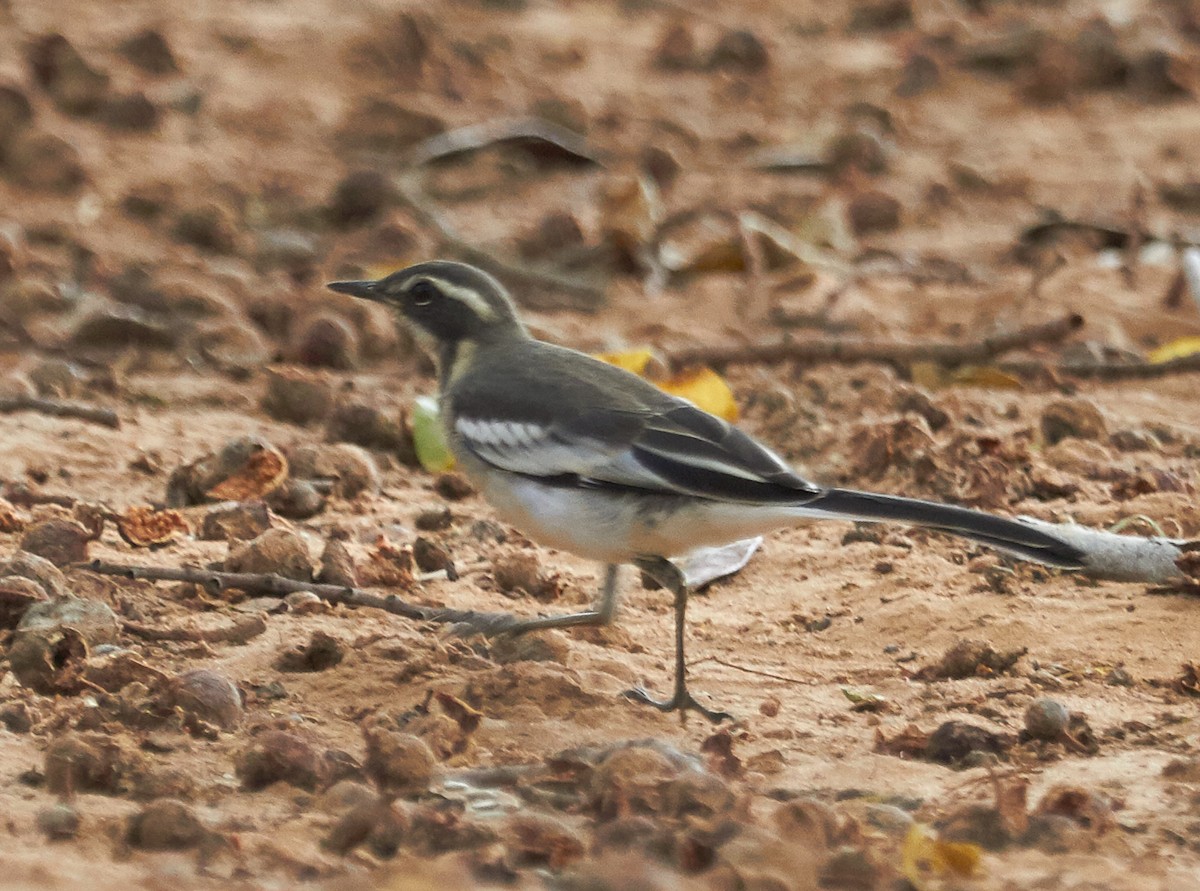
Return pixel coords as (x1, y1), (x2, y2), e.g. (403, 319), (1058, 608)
(595, 350), (739, 420)
(901, 824), (981, 891)
(658, 366), (739, 421)
(594, 349), (655, 376)
(1148, 336), (1200, 364)
(950, 364), (1025, 390)
(410, 395), (455, 473)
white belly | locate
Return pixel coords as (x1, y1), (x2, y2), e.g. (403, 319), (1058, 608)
(460, 453), (805, 564)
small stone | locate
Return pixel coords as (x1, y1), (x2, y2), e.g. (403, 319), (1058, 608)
(825, 129), (888, 175)
(118, 29), (179, 75)
(199, 500), (271, 542)
(505, 812), (586, 870)
(848, 190), (901, 234)
(317, 538), (359, 587)
(19, 518), (92, 566)
(1041, 398), (1107, 446)
(98, 92), (159, 131)
(284, 590), (323, 613)
(325, 401), (408, 451)
(28, 34), (110, 115)
(327, 169), (393, 228)
(412, 536), (454, 576)
(1024, 698), (1070, 741)
(44, 734), (138, 795)
(265, 478), (326, 519)
(0, 577), (44, 629)
(707, 29), (769, 73)
(848, 0), (912, 32)
(293, 313), (360, 370)
(362, 725), (436, 796)
(1074, 19), (1127, 90)
(415, 507), (453, 532)
(122, 179), (173, 220)
(172, 203), (239, 253)
(0, 551), (69, 597)
(652, 22), (698, 71)
(434, 471), (474, 501)
(126, 800), (206, 850)
(317, 779), (378, 814)
(926, 721), (1007, 765)
(323, 799), (409, 857)
(256, 227), (321, 278)
(36, 803), (81, 840)
(287, 443), (379, 498)
(0, 84), (34, 147)
(516, 211), (586, 261)
(194, 321), (271, 373)
(69, 303), (177, 349)
(276, 631), (345, 672)
(225, 528), (313, 580)
(27, 359), (83, 398)
(166, 669), (244, 730)
(0, 701), (33, 733)
(2, 129), (85, 192)
(262, 366), (336, 426)
(1109, 428), (1158, 452)
(493, 553), (561, 602)
(236, 730), (329, 791)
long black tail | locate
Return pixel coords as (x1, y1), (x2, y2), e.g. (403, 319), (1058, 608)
(804, 488), (1086, 569)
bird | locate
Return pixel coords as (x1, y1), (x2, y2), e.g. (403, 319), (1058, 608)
(328, 260), (1086, 722)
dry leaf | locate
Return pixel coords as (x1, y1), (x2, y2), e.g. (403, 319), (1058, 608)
(658, 365), (739, 421)
(206, 446), (288, 501)
(950, 364), (1025, 389)
(593, 349), (654, 376)
(1148, 336), (1200, 364)
(596, 351), (739, 421)
(901, 823), (981, 890)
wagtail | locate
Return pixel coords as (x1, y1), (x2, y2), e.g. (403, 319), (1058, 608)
(328, 261), (1085, 722)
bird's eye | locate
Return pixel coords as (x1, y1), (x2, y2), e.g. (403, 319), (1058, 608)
(409, 281), (437, 306)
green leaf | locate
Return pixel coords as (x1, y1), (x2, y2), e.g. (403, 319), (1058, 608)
(411, 395), (455, 473)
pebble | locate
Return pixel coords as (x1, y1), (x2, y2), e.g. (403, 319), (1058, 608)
(166, 668), (244, 730)
(326, 169), (393, 227)
(118, 29), (179, 75)
(18, 518), (92, 566)
(36, 803), (81, 840)
(28, 34), (110, 115)
(292, 313), (360, 370)
(225, 528), (313, 580)
(1041, 398), (1107, 446)
(235, 729), (329, 791)
(262, 366), (335, 426)
(2, 129), (85, 192)
(199, 500), (271, 542)
(363, 726), (436, 796)
(126, 800), (206, 850)
(1024, 698), (1070, 740)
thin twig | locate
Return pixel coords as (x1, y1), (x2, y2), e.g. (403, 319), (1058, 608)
(668, 313), (1083, 370)
(392, 174), (608, 314)
(691, 655), (807, 685)
(81, 560), (511, 628)
(1000, 352), (1200, 381)
(0, 396), (119, 428)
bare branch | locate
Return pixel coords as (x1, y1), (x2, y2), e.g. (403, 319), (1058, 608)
(0, 396), (119, 429)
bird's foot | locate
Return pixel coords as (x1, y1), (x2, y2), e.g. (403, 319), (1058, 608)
(623, 685), (733, 724)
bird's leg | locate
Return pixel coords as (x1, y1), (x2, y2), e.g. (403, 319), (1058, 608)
(623, 556), (732, 724)
(448, 564), (620, 636)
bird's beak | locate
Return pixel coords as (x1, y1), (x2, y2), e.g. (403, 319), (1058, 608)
(327, 280), (382, 301)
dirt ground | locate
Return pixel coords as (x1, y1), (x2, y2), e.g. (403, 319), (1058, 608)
(3, 0), (1200, 888)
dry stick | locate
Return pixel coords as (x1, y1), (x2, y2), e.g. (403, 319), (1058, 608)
(668, 313), (1083, 370)
(392, 174), (608, 314)
(1000, 352), (1200, 381)
(82, 560), (511, 628)
(0, 396), (120, 429)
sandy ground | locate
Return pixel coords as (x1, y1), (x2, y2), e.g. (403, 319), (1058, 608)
(3, 0), (1200, 888)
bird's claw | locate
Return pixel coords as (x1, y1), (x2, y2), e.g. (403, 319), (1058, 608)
(623, 686), (733, 724)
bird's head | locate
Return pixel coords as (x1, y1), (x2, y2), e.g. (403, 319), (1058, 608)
(327, 261), (527, 351)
